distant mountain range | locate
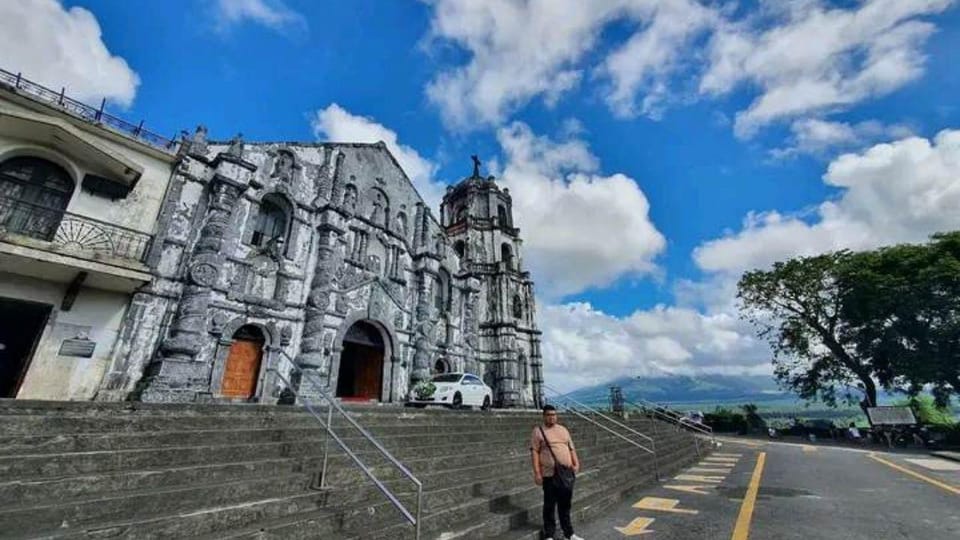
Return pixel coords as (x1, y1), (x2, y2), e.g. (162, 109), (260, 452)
(559, 374), (906, 410)
(560, 374), (796, 407)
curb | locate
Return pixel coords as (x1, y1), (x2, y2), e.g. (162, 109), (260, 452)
(931, 451), (960, 463)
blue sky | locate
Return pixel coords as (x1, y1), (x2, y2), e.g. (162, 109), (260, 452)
(3, 0), (960, 390)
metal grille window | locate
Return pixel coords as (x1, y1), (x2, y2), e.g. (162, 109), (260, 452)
(0, 157), (74, 240)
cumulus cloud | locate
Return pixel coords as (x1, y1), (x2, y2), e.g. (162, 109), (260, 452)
(548, 128), (960, 390)
(311, 104), (445, 210)
(701, 0), (952, 137)
(770, 119), (914, 159)
(496, 122), (666, 297)
(424, 0), (952, 138)
(599, 0), (717, 119)
(214, 0), (306, 33)
(695, 129), (960, 275)
(540, 301), (769, 392)
(0, 0), (140, 108)
(424, 0), (626, 129)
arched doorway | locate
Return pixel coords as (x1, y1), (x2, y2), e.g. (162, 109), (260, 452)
(221, 325), (265, 399)
(434, 358), (450, 375)
(336, 321), (385, 400)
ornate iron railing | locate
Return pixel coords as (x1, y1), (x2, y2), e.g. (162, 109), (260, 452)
(0, 195), (152, 263)
(0, 67), (180, 153)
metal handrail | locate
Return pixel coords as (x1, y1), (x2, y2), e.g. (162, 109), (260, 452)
(542, 384), (659, 480)
(543, 384), (655, 443)
(625, 396), (714, 440)
(272, 356), (422, 539)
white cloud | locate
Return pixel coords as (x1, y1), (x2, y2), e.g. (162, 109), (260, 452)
(694, 129), (960, 275)
(424, 0), (628, 129)
(701, 0), (953, 137)
(540, 301), (768, 393)
(496, 122), (666, 297)
(214, 0), (306, 33)
(424, 0), (953, 138)
(599, 0), (717, 118)
(311, 104), (445, 210)
(545, 128), (960, 392)
(0, 0), (140, 107)
(770, 119), (914, 159)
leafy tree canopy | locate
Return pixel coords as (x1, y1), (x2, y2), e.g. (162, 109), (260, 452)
(737, 231), (960, 413)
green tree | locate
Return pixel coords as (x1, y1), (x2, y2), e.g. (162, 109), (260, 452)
(840, 232), (960, 406)
(737, 252), (881, 412)
(740, 403), (766, 432)
(896, 395), (956, 426)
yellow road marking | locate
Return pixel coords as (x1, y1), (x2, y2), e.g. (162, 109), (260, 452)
(868, 453), (960, 495)
(633, 496), (699, 515)
(614, 517), (655, 536)
(675, 474), (724, 483)
(665, 484), (716, 495)
(731, 451), (766, 540)
(717, 438), (765, 448)
(714, 453), (743, 457)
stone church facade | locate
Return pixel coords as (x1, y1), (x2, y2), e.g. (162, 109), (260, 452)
(94, 129), (545, 408)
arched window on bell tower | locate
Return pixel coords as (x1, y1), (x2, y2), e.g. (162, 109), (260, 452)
(501, 243), (513, 270)
(497, 204), (508, 227)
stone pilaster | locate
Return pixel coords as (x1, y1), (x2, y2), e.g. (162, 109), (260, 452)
(296, 224), (341, 399)
(140, 155), (253, 402)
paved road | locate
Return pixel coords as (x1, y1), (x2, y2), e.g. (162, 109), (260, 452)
(573, 438), (960, 539)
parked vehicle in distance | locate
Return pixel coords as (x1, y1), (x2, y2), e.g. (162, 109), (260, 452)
(407, 372), (493, 410)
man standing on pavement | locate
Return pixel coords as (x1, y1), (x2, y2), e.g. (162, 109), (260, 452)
(531, 404), (584, 540)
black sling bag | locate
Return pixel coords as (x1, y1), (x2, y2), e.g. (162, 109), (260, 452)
(539, 426), (576, 491)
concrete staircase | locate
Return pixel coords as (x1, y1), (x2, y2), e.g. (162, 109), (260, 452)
(0, 400), (706, 539)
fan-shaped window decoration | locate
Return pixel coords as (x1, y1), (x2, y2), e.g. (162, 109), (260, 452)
(250, 194), (289, 250)
(0, 157), (74, 241)
(512, 294), (523, 319)
(501, 243), (513, 270)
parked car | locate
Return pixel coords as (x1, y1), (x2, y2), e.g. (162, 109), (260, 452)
(407, 373), (493, 410)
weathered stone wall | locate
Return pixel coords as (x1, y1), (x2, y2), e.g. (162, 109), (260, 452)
(109, 134), (517, 404)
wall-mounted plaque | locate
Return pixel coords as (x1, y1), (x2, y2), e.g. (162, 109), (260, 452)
(59, 338), (96, 358)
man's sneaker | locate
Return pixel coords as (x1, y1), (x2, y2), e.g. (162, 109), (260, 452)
(569, 535), (585, 540)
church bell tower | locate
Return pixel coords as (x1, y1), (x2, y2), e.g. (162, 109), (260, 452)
(441, 157), (543, 408)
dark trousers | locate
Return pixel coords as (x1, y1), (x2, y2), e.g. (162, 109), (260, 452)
(542, 476), (574, 538)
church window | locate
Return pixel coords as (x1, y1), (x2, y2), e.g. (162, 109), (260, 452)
(0, 156), (74, 241)
(512, 294), (523, 319)
(249, 194), (289, 250)
(501, 243), (513, 270)
(455, 205), (467, 224)
(435, 268), (452, 312)
(454, 240), (466, 259)
(497, 204), (508, 226)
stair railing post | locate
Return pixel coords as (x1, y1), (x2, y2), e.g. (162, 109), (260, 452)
(415, 484), (423, 540)
(320, 394), (333, 489)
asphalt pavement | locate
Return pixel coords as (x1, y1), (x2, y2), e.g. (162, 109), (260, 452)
(572, 437), (960, 539)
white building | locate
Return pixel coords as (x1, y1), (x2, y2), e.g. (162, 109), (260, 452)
(0, 69), (178, 400)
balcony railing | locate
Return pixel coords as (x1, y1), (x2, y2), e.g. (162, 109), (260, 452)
(0, 67), (180, 153)
(0, 196), (152, 263)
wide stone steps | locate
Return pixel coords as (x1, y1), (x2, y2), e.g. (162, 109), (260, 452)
(0, 400), (704, 539)
(8, 430), (688, 538)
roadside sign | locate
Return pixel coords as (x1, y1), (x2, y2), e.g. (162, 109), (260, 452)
(866, 406), (916, 426)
